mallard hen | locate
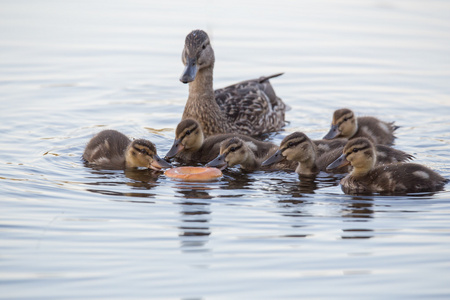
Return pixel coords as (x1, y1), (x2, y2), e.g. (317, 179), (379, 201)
(83, 129), (171, 170)
(323, 108), (398, 145)
(262, 132), (414, 176)
(327, 137), (447, 194)
(180, 29), (287, 137)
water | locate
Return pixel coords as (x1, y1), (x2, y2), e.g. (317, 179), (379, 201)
(1, 0), (450, 299)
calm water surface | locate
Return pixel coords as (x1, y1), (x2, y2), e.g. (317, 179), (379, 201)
(1, 0), (450, 299)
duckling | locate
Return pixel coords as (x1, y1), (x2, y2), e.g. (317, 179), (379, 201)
(206, 137), (293, 171)
(180, 29), (287, 137)
(326, 137), (447, 194)
(165, 119), (276, 164)
(83, 129), (172, 170)
(261, 132), (414, 176)
(323, 108), (398, 145)
(261, 132), (345, 176)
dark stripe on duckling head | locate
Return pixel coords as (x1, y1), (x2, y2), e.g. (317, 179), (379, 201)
(280, 132), (308, 152)
(343, 138), (372, 157)
(132, 139), (156, 156)
(176, 119), (199, 141)
(221, 137), (243, 155)
(333, 108), (353, 125)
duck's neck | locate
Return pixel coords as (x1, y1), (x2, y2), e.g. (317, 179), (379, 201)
(295, 157), (318, 175)
(240, 150), (259, 171)
(182, 66), (230, 136)
(294, 143), (319, 175)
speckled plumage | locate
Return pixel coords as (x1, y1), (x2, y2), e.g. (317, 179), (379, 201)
(323, 108), (398, 145)
(327, 138), (447, 194)
(180, 29), (287, 137)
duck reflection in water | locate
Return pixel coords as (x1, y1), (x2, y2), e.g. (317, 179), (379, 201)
(173, 182), (213, 252)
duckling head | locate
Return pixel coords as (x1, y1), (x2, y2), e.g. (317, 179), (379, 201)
(323, 108), (358, 139)
(327, 137), (376, 176)
(180, 29), (215, 83)
(206, 137), (251, 170)
(261, 132), (315, 166)
(165, 119), (204, 160)
(125, 139), (172, 170)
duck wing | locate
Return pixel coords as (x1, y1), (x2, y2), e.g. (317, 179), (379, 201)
(214, 73), (287, 136)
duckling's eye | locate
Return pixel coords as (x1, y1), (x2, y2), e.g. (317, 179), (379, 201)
(202, 44), (206, 50)
(186, 130), (191, 135)
(288, 142), (294, 148)
(352, 148), (359, 153)
(230, 147), (236, 152)
(343, 118), (348, 122)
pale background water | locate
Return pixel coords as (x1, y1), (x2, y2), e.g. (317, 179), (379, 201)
(1, 0), (450, 299)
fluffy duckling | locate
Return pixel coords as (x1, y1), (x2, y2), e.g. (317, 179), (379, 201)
(206, 137), (292, 171)
(83, 129), (172, 170)
(165, 119), (272, 164)
(323, 108), (398, 145)
(262, 132), (344, 176)
(262, 132), (414, 176)
(180, 29), (287, 137)
(327, 137), (447, 194)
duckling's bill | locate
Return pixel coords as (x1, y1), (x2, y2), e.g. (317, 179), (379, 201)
(150, 154), (172, 170)
(206, 154), (228, 170)
(323, 124), (340, 139)
(326, 153), (350, 171)
(261, 149), (285, 166)
(165, 139), (184, 159)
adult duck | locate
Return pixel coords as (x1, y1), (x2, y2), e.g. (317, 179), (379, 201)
(180, 29), (287, 137)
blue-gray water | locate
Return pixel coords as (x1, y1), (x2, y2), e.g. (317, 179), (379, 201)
(1, 1), (450, 299)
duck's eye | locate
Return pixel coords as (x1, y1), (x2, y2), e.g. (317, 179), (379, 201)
(186, 130), (191, 135)
(352, 148), (359, 153)
(140, 149), (147, 154)
(343, 118), (348, 122)
(230, 147), (236, 152)
(288, 142), (294, 148)
(202, 44), (206, 50)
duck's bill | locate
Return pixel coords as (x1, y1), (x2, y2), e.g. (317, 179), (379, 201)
(261, 150), (285, 166)
(165, 139), (184, 160)
(326, 153), (350, 171)
(205, 154), (228, 170)
(323, 124), (340, 139)
(150, 154), (173, 170)
(180, 57), (197, 83)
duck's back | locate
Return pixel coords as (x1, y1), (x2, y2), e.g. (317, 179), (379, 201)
(342, 163), (447, 194)
(355, 117), (397, 145)
(83, 129), (130, 169)
(214, 74), (287, 136)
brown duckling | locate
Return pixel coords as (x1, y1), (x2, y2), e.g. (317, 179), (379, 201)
(83, 129), (172, 170)
(323, 108), (398, 145)
(327, 137), (447, 194)
(205, 137), (294, 171)
(180, 29), (287, 137)
(165, 119), (273, 164)
(261, 132), (414, 176)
